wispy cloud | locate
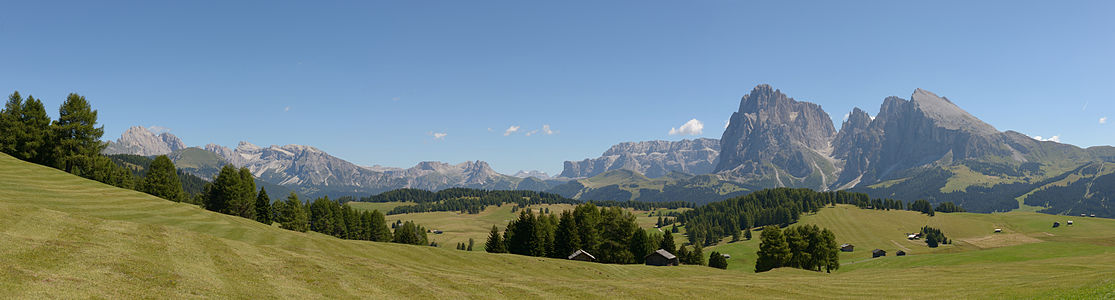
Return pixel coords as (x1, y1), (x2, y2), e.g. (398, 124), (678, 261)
(541, 124), (556, 135)
(525, 129), (539, 136)
(284, 106), (291, 112)
(1101, 117), (1108, 125)
(503, 125), (520, 136)
(428, 131), (447, 140)
(1033, 135), (1061, 143)
(147, 126), (171, 134)
(669, 119), (704, 136)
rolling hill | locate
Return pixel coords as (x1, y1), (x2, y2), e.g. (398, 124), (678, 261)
(2, 152), (1114, 298)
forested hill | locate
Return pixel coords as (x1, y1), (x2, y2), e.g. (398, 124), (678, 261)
(359, 187), (693, 215)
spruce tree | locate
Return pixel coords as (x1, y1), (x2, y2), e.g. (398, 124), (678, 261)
(628, 228), (650, 260)
(676, 246), (690, 264)
(0, 92), (23, 156)
(467, 238), (474, 251)
(51, 93), (104, 171)
(234, 167), (257, 219)
(708, 251), (728, 269)
(821, 228), (840, 273)
(368, 210), (392, 242)
(553, 210), (580, 258)
(691, 244), (705, 266)
(744, 227), (753, 240)
(659, 230), (677, 254)
(141, 155), (183, 201)
(755, 225), (790, 272)
(255, 187), (272, 224)
(19, 96), (52, 164)
(485, 225), (507, 253)
(205, 165), (241, 214)
(278, 192), (309, 232)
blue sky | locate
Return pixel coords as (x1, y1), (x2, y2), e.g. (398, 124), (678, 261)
(2, 1), (1112, 175)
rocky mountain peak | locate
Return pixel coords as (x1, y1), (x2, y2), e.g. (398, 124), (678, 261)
(561, 138), (721, 178)
(907, 89), (997, 135)
(513, 170), (551, 179)
(102, 126), (187, 156)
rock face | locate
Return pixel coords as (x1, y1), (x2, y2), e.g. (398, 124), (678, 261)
(102, 126), (186, 156)
(715, 85), (838, 189)
(560, 138), (720, 178)
(513, 170), (551, 180)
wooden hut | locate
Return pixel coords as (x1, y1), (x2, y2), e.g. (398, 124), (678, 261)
(840, 244), (855, 252)
(872, 249), (887, 258)
(645, 249), (679, 266)
(896, 250), (907, 256)
(567, 249), (596, 262)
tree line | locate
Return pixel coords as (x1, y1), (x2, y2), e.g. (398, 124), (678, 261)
(363, 187), (692, 215)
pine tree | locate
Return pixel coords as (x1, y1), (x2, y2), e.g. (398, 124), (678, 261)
(553, 210), (580, 258)
(708, 251), (728, 269)
(659, 230), (677, 254)
(744, 227), (753, 240)
(691, 244), (705, 266)
(628, 228), (650, 260)
(676, 245), (690, 264)
(368, 210), (392, 242)
(0, 91), (23, 156)
(573, 203), (602, 254)
(821, 228), (840, 273)
(233, 167), (257, 219)
(18, 96), (52, 165)
(277, 192), (309, 232)
(755, 225), (790, 272)
(485, 225), (507, 253)
(205, 165), (241, 214)
(468, 238), (474, 251)
(255, 187), (272, 224)
(141, 155), (183, 201)
(51, 93), (104, 171)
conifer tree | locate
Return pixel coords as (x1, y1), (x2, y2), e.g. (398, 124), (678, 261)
(233, 167), (257, 219)
(755, 225), (790, 272)
(485, 225), (507, 253)
(659, 230), (677, 254)
(205, 165), (241, 214)
(744, 227), (753, 240)
(553, 210), (580, 258)
(255, 187), (272, 224)
(19, 96), (52, 164)
(628, 228), (650, 260)
(468, 238), (474, 251)
(708, 251), (728, 269)
(368, 210), (392, 242)
(277, 192), (309, 232)
(51, 93), (104, 171)
(141, 155), (183, 201)
(0, 92), (23, 156)
(691, 244), (705, 266)
(676, 245), (690, 264)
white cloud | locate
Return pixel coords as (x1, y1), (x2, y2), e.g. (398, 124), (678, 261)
(146, 126), (171, 134)
(487, 128), (493, 132)
(1101, 117), (1108, 124)
(1033, 135), (1061, 143)
(842, 112), (850, 122)
(428, 131), (447, 140)
(525, 130), (539, 136)
(668, 119), (704, 136)
(503, 125), (520, 136)
(284, 106), (291, 112)
(541, 124), (556, 135)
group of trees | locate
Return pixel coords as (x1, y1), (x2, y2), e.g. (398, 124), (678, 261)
(455, 239), (475, 251)
(1, 92), (137, 189)
(708, 251), (728, 269)
(680, 188), (860, 246)
(754, 225), (840, 273)
(934, 201), (966, 213)
(486, 204), (652, 264)
(920, 226), (950, 248)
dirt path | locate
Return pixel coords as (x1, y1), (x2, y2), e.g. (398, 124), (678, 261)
(890, 240), (912, 252)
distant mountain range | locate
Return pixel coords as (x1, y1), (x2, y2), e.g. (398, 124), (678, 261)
(102, 84), (1115, 217)
(103, 127), (566, 198)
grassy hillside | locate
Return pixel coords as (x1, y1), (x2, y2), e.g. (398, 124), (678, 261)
(2, 153), (1114, 298)
(552, 170), (750, 205)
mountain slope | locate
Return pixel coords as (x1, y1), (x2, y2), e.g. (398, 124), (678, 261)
(2, 152), (1112, 298)
(561, 138), (720, 178)
(102, 126), (186, 156)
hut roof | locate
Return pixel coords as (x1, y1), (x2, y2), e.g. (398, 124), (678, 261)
(647, 249), (677, 260)
(568, 249), (596, 260)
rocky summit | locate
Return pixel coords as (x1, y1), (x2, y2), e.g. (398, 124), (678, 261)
(560, 138), (720, 178)
(102, 126), (186, 156)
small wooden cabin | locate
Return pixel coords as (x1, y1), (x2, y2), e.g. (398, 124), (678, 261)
(896, 250), (907, 256)
(1067, 220), (1074, 225)
(872, 249), (887, 258)
(1053, 222), (1061, 228)
(994, 228), (1002, 233)
(645, 249), (679, 266)
(567, 249), (596, 262)
(840, 244), (855, 252)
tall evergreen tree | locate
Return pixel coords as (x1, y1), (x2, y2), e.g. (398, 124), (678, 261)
(744, 227), (753, 240)
(691, 244), (705, 266)
(659, 230), (677, 254)
(205, 165), (240, 213)
(255, 187), (272, 224)
(18, 96), (52, 164)
(628, 228), (650, 260)
(51, 93), (104, 171)
(0, 92), (23, 156)
(276, 192), (309, 232)
(821, 228), (840, 273)
(368, 210), (392, 242)
(573, 203), (602, 254)
(233, 167), (257, 219)
(467, 238), (474, 251)
(485, 225), (507, 253)
(141, 155), (183, 201)
(553, 210), (580, 258)
(755, 226), (791, 272)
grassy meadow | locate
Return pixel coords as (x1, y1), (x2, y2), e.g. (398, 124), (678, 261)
(1, 152), (1114, 298)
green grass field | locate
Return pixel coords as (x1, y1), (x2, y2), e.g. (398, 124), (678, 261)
(2, 152), (1114, 298)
